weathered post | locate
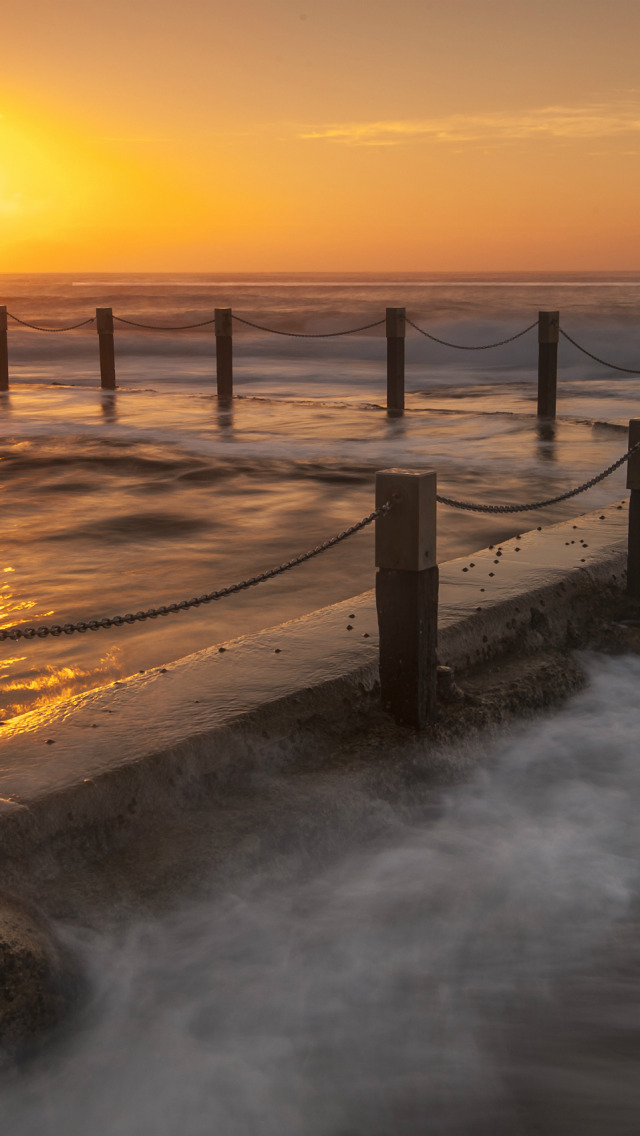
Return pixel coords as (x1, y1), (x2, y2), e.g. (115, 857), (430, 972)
(0, 307), (8, 392)
(215, 308), (233, 401)
(386, 307), (405, 415)
(537, 310), (559, 419)
(627, 418), (640, 598)
(375, 468), (438, 728)
(96, 308), (116, 390)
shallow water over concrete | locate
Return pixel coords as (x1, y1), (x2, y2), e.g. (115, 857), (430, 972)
(2, 653), (640, 1135)
(0, 403), (632, 722)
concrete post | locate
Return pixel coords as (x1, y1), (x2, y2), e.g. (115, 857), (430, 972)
(0, 307), (8, 392)
(96, 308), (116, 390)
(537, 310), (559, 419)
(375, 468), (438, 728)
(386, 307), (405, 415)
(627, 418), (640, 598)
(215, 308), (233, 401)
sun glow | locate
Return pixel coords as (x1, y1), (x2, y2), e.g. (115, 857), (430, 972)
(0, 99), (218, 271)
(1, 0), (639, 271)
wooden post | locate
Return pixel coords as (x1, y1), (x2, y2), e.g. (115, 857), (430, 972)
(537, 310), (559, 419)
(215, 308), (233, 401)
(0, 307), (8, 392)
(375, 468), (438, 728)
(96, 307), (116, 390)
(627, 418), (640, 599)
(386, 307), (405, 415)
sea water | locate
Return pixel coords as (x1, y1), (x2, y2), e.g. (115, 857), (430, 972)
(1, 271), (639, 718)
(2, 653), (640, 1134)
(2, 275), (640, 1130)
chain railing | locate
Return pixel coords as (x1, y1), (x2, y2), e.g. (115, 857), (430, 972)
(3, 303), (640, 420)
(0, 502), (393, 644)
(112, 315), (216, 330)
(2, 435), (639, 644)
(436, 439), (640, 514)
(406, 317), (538, 350)
(559, 328), (640, 374)
(231, 314), (386, 337)
(7, 313), (96, 332)
(5, 310), (640, 369)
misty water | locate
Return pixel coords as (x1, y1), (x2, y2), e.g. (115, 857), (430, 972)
(2, 653), (640, 1134)
(2, 275), (640, 1130)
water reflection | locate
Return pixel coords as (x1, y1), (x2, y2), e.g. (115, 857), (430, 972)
(384, 410), (408, 440)
(0, 563), (124, 722)
(536, 419), (557, 462)
(100, 392), (118, 424)
(215, 399), (235, 437)
(0, 650), (122, 725)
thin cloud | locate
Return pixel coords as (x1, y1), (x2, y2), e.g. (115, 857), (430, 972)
(298, 103), (640, 147)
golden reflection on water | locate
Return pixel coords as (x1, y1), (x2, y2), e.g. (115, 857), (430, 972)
(0, 566), (123, 723)
(0, 568), (50, 627)
(0, 649), (122, 724)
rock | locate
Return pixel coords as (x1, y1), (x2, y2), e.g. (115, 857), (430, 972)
(0, 891), (77, 1058)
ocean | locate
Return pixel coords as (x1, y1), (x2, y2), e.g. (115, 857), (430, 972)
(1, 270), (639, 719)
(2, 272), (640, 1130)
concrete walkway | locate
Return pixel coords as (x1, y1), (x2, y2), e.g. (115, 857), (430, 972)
(0, 498), (629, 855)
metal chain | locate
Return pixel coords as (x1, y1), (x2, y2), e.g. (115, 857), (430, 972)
(559, 329), (640, 374)
(0, 502), (392, 644)
(406, 317), (539, 350)
(231, 315), (386, 337)
(7, 313), (96, 332)
(437, 440), (640, 514)
(113, 315), (216, 330)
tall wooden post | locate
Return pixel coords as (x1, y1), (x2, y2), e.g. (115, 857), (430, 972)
(386, 307), (405, 415)
(215, 308), (233, 401)
(627, 418), (640, 598)
(375, 468), (438, 728)
(0, 307), (8, 392)
(96, 307), (116, 390)
(537, 310), (559, 419)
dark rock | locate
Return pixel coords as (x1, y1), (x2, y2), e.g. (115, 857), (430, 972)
(0, 891), (77, 1059)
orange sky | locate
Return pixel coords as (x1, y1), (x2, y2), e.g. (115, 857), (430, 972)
(1, 0), (639, 272)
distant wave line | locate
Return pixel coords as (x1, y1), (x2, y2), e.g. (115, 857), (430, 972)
(71, 280), (640, 289)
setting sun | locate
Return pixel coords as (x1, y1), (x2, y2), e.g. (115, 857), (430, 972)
(1, 0), (639, 270)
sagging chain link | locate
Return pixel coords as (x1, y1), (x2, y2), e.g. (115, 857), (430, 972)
(113, 316), (216, 330)
(406, 317), (539, 350)
(559, 329), (640, 375)
(232, 315), (386, 337)
(437, 440), (640, 514)
(0, 502), (393, 644)
(7, 314), (96, 332)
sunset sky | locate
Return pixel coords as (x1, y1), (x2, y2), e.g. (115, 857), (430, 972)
(1, 0), (639, 272)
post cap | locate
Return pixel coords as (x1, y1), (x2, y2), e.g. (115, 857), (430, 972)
(215, 308), (232, 336)
(538, 311), (559, 343)
(375, 468), (437, 571)
(96, 307), (114, 334)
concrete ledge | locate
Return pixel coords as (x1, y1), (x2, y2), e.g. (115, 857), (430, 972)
(0, 499), (630, 860)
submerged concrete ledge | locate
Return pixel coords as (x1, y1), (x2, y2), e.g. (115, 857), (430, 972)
(0, 499), (629, 860)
